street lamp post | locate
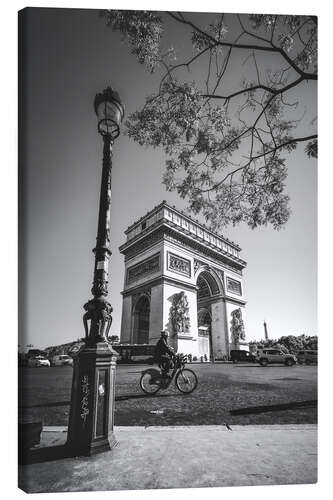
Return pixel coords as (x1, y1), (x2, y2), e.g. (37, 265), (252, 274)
(67, 87), (124, 456)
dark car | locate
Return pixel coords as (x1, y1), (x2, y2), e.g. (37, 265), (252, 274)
(230, 350), (257, 363)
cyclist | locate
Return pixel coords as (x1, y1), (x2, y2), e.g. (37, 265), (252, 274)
(154, 330), (176, 375)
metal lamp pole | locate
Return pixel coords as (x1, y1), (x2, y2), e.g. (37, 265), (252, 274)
(67, 87), (124, 456)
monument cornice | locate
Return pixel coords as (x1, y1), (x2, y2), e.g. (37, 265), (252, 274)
(163, 227), (246, 268)
(121, 201), (245, 257)
(119, 223), (246, 274)
(124, 200), (241, 250)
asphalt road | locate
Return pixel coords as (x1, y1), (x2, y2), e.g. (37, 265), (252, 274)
(19, 362), (317, 426)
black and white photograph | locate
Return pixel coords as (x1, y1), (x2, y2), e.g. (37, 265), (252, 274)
(16, 2), (319, 495)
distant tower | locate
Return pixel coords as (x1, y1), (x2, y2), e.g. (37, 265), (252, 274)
(263, 320), (269, 341)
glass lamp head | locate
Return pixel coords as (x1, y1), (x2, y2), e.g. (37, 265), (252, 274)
(94, 87), (124, 139)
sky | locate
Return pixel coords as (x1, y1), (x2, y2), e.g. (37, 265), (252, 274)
(19, 7), (317, 349)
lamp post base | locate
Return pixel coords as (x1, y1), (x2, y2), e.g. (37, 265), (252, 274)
(67, 341), (118, 456)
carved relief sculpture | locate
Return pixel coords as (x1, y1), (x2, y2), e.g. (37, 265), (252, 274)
(167, 252), (191, 277)
(169, 291), (191, 335)
(230, 308), (245, 345)
(194, 259), (207, 274)
(127, 253), (160, 284)
(227, 277), (242, 295)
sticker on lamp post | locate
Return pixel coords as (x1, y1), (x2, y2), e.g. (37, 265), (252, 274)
(97, 260), (108, 271)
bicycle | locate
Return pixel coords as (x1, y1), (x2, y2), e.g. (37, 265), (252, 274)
(140, 353), (198, 395)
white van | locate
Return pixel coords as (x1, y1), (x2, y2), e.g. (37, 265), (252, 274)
(52, 354), (73, 366)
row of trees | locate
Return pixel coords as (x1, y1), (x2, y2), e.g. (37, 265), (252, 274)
(43, 335), (121, 359)
(249, 334), (317, 354)
(43, 340), (84, 358)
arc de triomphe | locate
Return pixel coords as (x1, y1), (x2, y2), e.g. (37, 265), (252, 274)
(119, 201), (247, 359)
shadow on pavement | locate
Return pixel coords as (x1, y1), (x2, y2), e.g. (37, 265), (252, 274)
(19, 444), (70, 465)
(19, 401), (70, 409)
(20, 392), (184, 410)
(115, 393), (183, 402)
(230, 365), (297, 368)
(230, 399), (317, 415)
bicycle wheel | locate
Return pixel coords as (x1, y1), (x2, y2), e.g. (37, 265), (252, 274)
(175, 368), (198, 394)
(140, 369), (162, 395)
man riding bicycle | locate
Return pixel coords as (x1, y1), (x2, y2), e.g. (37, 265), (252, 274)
(154, 330), (176, 375)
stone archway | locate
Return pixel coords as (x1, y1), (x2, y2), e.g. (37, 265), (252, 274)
(197, 308), (213, 360)
(132, 295), (150, 344)
(196, 270), (222, 360)
(197, 270), (221, 298)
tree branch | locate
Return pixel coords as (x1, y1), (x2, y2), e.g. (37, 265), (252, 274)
(202, 75), (306, 103)
(167, 11), (317, 81)
(203, 134), (317, 193)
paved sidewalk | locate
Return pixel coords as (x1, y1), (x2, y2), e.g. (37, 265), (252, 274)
(18, 424), (317, 493)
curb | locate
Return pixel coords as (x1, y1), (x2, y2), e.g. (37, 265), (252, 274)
(43, 424), (317, 433)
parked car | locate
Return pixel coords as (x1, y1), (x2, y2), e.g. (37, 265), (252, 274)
(230, 350), (257, 363)
(27, 349), (47, 358)
(52, 354), (73, 366)
(297, 350), (317, 365)
(256, 348), (297, 367)
(28, 356), (51, 368)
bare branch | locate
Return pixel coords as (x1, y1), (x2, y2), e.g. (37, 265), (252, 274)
(203, 134), (317, 193)
(167, 11), (317, 81)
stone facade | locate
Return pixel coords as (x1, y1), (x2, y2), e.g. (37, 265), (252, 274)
(119, 201), (247, 359)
